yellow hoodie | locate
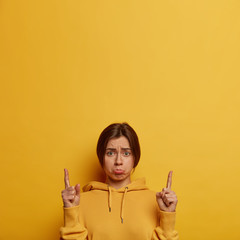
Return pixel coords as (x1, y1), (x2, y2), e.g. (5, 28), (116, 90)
(60, 178), (178, 240)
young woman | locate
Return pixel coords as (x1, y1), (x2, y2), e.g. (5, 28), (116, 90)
(60, 123), (178, 240)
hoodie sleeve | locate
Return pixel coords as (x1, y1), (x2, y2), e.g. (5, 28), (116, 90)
(60, 205), (88, 240)
(152, 211), (179, 240)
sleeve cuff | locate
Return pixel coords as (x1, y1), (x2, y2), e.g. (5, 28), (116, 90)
(63, 205), (80, 227)
(159, 210), (176, 232)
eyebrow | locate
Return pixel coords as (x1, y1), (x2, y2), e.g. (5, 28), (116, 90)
(106, 148), (132, 150)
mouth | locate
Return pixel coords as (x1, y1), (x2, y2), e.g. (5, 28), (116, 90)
(114, 169), (124, 175)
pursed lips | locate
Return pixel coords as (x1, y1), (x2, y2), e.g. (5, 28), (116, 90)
(114, 169), (124, 174)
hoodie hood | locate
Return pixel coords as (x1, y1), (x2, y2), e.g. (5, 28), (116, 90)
(82, 178), (148, 223)
(82, 178), (148, 192)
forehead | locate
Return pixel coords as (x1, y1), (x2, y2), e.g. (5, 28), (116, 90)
(106, 136), (130, 148)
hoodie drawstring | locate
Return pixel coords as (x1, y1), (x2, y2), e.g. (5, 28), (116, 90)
(107, 186), (128, 224)
(120, 187), (128, 224)
(108, 185), (112, 212)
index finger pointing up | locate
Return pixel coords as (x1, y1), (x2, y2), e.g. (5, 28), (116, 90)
(166, 171), (173, 189)
(64, 168), (70, 189)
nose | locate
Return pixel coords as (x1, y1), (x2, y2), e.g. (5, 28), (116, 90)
(115, 152), (123, 165)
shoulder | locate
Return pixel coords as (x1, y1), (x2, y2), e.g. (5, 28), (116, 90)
(137, 189), (156, 200)
(128, 188), (157, 204)
(80, 189), (103, 198)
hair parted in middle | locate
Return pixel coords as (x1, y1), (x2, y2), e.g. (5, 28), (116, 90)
(96, 122), (141, 168)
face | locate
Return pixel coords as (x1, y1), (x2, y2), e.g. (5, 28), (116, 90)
(103, 136), (134, 188)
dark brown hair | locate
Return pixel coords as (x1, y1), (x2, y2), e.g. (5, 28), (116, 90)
(96, 123), (141, 168)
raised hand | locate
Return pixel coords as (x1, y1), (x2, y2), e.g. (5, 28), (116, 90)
(156, 171), (178, 212)
(61, 168), (80, 208)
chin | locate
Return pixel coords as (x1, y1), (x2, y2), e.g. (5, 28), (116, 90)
(112, 175), (125, 181)
(112, 173), (129, 181)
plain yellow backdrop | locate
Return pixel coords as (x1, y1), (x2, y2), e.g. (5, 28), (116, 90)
(0, 0), (240, 239)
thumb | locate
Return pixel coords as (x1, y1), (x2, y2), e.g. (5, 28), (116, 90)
(75, 184), (80, 196)
(156, 192), (162, 198)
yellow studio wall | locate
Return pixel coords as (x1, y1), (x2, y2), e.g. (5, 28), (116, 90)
(0, 0), (240, 239)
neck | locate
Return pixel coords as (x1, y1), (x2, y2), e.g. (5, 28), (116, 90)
(106, 177), (131, 189)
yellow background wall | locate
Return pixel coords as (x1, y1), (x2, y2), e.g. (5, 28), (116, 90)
(0, 1), (240, 239)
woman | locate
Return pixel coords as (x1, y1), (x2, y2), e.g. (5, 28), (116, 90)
(60, 123), (178, 240)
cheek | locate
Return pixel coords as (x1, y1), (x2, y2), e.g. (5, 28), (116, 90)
(127, 157), (135, 169)
(103, 157), (112, 170)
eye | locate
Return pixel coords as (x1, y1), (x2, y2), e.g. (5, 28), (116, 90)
(106, 151), (114, 156)
(123, 151), (130, 156)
